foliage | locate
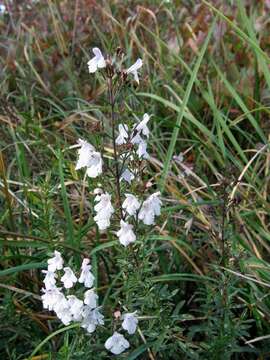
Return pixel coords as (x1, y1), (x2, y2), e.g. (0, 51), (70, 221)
(1, 0), (270, 359)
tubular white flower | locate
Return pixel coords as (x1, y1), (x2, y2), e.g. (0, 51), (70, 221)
(41, 287), (63, 311)
(116, 124), (129, 145)
(47, 250), (63, 272)
(105, 332), (130, 355)
(122, 312), (138, 334)
(120, 168), (134, 184)
(122, 194), (140, 216)
(81, 306), (104, 333)
(117, 220), (136, 247)
(78, 258), (95, 288)
(138, 191), (162, 225)
(87, 47), (106, 73)
(54, 296), (72, 325)
(84, 289), (98, 309)
(42, 270), (57, 290)
(148, 191), (162, 216)
(75, 139), (95, 170)
(67, 295), (84, 321)
(131, 132), (149, 159)
(86, 151), (103, 178)
(126, 58), (143, 84)
(94, 193), (114, 230)
(61, 267), (77, 289)
(52, 292), (67, 312)
(137, 140), (149, 159)
(91, 307), (104, 326)
(57, 309), (73, 326)
(135, 113), (150, 137)
(0, 4), (6, 14)
(76, 139), (102, 178)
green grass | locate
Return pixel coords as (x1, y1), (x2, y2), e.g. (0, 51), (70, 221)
(1, 0), (270, 359)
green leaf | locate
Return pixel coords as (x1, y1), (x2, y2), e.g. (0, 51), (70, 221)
(28, 323), (80, 359)
(152, 273), (217, 283)
(127, 343), (154, 360)
(58, 149), (75, 246)
(158, 20), (215, 192)
(0, 262), (46, 277)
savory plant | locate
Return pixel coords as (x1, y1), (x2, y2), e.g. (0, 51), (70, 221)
(41, 47), (162, 355)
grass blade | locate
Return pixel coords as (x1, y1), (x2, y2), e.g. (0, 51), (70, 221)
(58, 148), (75, 247)
(159, 21), (215, 192)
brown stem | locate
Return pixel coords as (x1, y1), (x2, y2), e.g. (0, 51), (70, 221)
(107, 77), (123, 218)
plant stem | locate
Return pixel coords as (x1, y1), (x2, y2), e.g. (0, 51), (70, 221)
(107, 77), (123, 218)
(220, 182), (227, 267)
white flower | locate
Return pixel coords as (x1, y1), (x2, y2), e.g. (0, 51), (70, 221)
(122, 194), (140, 216)
(75, 139), (102, 178)
(61, 267), (77, 289)
(0, 4), (6, 14)
(42, 270), (57, 290)
(105, 332), (130, 355)
(138, 192), (162, 225)
(120, 168), (134, 184)
(78, 258), (95, 288)
(91, 307), (104, 325)
(148, 191), (162, 216)
(47, 250), (64, 272)
(47, 290), (73, 326)
(122, 312), (138, 334)
(86, 151), (103, 178)
(41, 287), (63, 311)
(84, 289), (98, 309)
(57, 309), (73, 326)
(75, 139), (95, 170)
(94, 193), (114, 230)
(131, 132), (143, 145)
(135, 113), (150, 137)
(54, 296), (73, 325)
(52, 292), (68, 312)
(131, 132), (149, 159)
(81, 306), (104, 333)
(116, 124), (129, 145)
(126, 58), (143, 84)
(87, 47), (106, 73)
(67, 295), (84, 321)
(137, 140), (149, 159)
(117, 220), (136, 247)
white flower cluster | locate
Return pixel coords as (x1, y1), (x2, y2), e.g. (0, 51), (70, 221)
(117, 191), (161, 246)
(117, 113), (150, 160)
(41, 251), (104, 332)
(105, 312), (138, 355)
(75, 140), (161, 230)
(42, 251), (139, 355)
(87, 47), (143, 84)
(74, 48), (162, 246)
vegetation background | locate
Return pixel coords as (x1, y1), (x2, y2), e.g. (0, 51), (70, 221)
(1, 0), (270, 359)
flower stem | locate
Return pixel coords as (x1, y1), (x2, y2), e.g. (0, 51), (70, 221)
(107, 77), (123, 218)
